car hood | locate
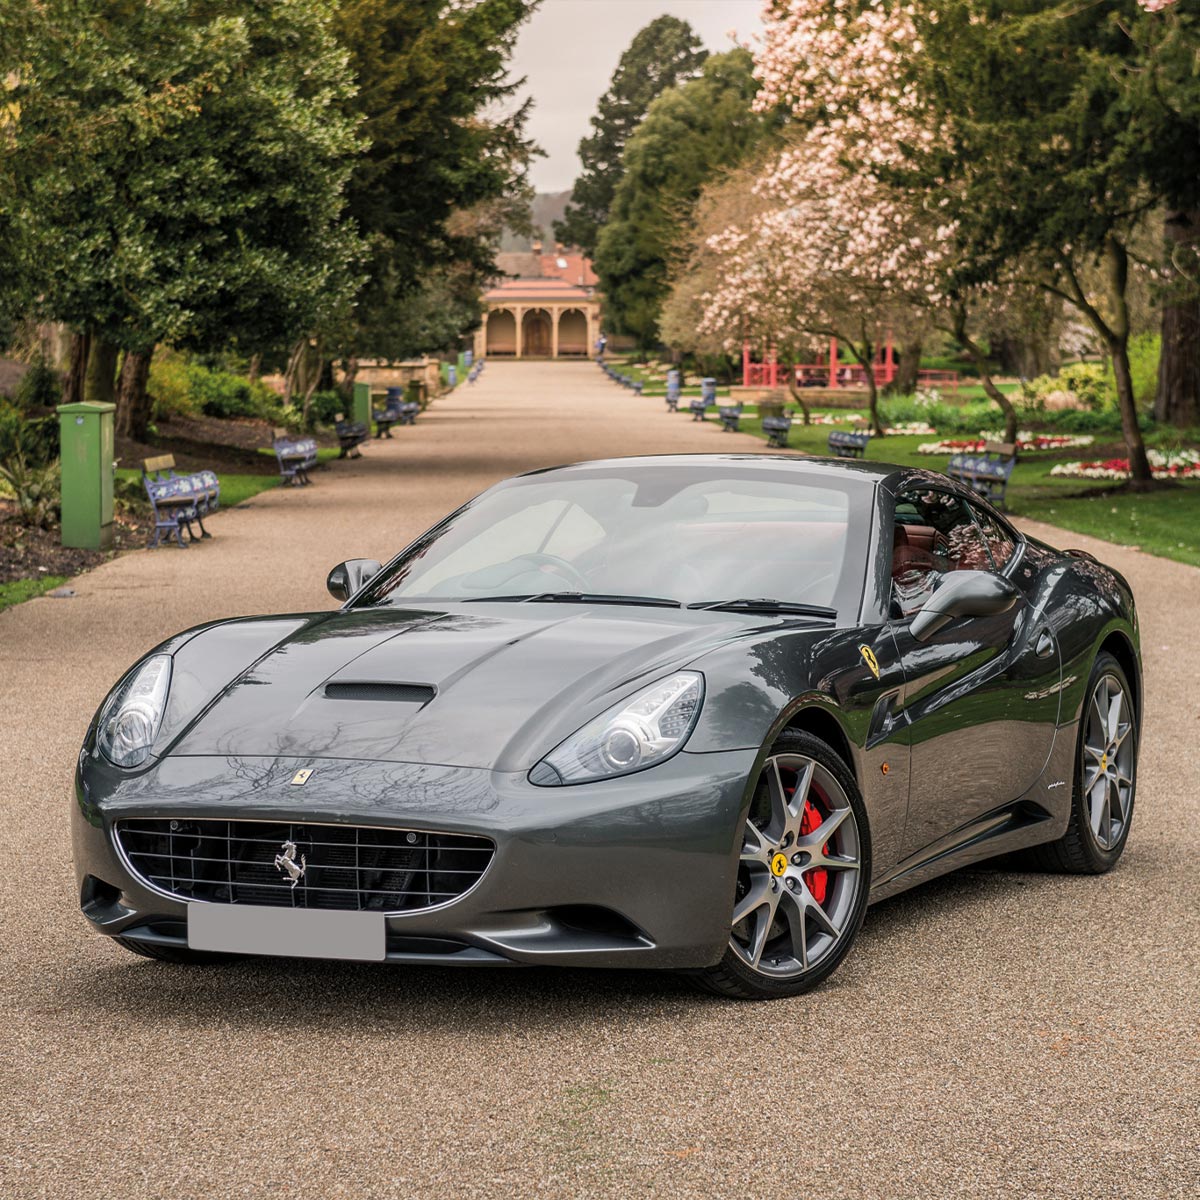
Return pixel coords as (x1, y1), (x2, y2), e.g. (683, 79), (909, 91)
(163, 605), (750, 771)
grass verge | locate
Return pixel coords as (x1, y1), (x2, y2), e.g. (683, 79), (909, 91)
(0, 574), (68, 612)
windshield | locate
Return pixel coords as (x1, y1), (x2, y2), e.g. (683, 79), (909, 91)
(359, 464), (872, 617)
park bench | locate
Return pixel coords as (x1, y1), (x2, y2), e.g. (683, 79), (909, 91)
(689, 397), (709, 421)
(272, 428), (318, 486)
(142, 454), (219, 548)
(762, 414), (794, 449)
(718, 404), (744, 432)
(373, 388), (419, 437)
(633, 380), (644, 396)
(828, 430), (871, 459)
(947, 442), (1018, 509)
(333, 413), (369, 459)
(665, 390), (679, 413)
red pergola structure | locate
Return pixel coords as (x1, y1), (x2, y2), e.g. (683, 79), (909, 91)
(742, 335), (896, 389)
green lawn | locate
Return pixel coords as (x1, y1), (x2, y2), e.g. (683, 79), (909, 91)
(0, 574), (68, 612)
(682, 407), (1200, 568)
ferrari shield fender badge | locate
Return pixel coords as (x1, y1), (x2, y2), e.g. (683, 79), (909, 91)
(859, 645), (881, 680)
(291, 768), (313, 787)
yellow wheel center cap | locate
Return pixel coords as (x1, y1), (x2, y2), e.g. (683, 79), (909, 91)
(1100, 753), (1108, 771)
(770, 852), (789, 877)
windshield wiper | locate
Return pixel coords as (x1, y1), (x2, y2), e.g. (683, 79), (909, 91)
(686, 598), (838, 620)
(465, 592), (683, 608)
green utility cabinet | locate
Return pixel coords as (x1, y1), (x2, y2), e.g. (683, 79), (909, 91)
(352, 381), (372, 429)
(58, 401), (115, 549)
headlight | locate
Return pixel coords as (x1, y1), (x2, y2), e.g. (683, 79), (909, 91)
(97, 654), (172, 768)
(530, 671), (704, 786)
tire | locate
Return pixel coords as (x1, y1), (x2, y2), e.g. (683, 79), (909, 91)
(693, 730), (871, 1000)
(1023, 650), (1137, 874)
(113, 936), (228, 965)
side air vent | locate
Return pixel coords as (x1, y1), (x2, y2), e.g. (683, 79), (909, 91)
(324, 682), (435, 704)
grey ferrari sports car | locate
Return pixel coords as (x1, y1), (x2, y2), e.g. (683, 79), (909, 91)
(74, 455), (1141, 998)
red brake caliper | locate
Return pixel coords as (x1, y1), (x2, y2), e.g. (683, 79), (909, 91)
(799, 799), (829, 906)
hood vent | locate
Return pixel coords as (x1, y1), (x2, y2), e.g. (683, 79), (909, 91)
(324, 682), (436, 705)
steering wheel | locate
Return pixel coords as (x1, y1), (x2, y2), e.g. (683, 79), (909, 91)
(509, 552), (590, 591)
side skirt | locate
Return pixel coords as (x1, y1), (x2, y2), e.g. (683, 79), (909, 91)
(868, 719), (1078, 904)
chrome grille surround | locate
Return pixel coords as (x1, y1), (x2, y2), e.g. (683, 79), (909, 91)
(113, 818), (495, 914)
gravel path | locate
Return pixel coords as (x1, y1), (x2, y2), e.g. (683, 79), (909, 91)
(2, 362), (1196, 1199)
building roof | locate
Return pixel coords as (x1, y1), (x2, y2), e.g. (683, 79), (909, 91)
(483, 277), (596, 305)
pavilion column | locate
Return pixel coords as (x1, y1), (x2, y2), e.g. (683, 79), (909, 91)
(478, 312), (488, 359)
(516, 306), (524, 358)
(551, 307), (560, 359)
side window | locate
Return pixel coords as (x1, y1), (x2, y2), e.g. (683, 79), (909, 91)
(970, 504), (1017, 571)
(890, 490), (993, 618)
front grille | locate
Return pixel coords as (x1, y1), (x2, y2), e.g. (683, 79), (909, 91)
(114, 818), (494, 913)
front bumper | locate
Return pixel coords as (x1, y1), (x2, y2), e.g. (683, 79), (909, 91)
(73, 746), (757, 970)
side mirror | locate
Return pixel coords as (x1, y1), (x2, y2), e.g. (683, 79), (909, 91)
(911, 570), (1018, 642)
(326, 558), (382, 603)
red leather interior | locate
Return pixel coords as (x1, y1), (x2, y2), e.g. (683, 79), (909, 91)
(892, 524), (937, 578)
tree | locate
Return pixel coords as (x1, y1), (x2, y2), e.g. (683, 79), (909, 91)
(593, 49), (765, 349)
(2, 0), (362, 439)
(899, 0), (1200, 485)
(334, 0), (538, 365)
(554, 16), (707, 257)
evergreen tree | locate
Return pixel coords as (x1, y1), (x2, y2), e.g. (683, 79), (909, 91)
(593, 50), (765, 349)
(554, 16), (707, 257)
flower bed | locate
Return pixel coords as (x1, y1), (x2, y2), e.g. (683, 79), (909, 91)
(1050, 449), (1200, 481)
(917, 431), (1095, 455)
(884, 421), (937, 437)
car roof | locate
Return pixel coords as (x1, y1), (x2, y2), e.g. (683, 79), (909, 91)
(516, 452), (935, 491)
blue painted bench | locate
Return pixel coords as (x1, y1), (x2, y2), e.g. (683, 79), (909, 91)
(142, 454), (220, 547)
(828, 430), (871, 458)
(333, 412), (368, 459)
(272, 429), (318, 486)
(718, 404), (744, 432)
(689, 397), (709, 422)
(947, 442), (1018, 509)
(762, 415), (793, 448)
(373, 388), (420, 437)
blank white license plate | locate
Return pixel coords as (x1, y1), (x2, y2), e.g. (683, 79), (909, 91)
(188, 903), (386, 962)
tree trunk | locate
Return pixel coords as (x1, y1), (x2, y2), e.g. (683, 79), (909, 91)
(885, 339), (922, 396)
(84, 338), (119, 406)
(115, 349), (155, 441)
(1110, 337), (1153, 487)
(953, 311), (1018, 442)
(1154, 210), (1200, 428)
(338, 355), (359, 400)
(282, 340), (306, 405)
(62, 333), (91, 406)
(863, 364), (882, 436)
(786, 375), (811, 425)
(247, 353), (262, 385)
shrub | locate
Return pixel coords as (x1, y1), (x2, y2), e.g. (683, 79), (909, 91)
(0, 455), (60, 528)
(186, 363), (260, 418)
(14, 357), (61, 411)
(0, 401), (59, 467)
(147, 353), (200, 418)
(306, 389), (344, 428)
(1127, 333), (1160, 411)
(1025, 362), (1112, 411)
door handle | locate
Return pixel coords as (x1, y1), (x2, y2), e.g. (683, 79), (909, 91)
(1035, 628), (1055, 659)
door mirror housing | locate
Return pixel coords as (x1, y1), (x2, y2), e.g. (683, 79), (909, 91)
(911, 570), (1018, 642)
(326, 558), (382, 603)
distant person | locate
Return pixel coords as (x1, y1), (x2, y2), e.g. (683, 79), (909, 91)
(596, 333), (608, 361)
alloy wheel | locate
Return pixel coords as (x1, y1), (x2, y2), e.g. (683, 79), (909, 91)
(730, 753), (863, 977)
(1082, 673), (1135, 851)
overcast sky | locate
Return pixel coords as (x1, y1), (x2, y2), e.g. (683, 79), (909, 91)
(510, 0), (765, 193)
